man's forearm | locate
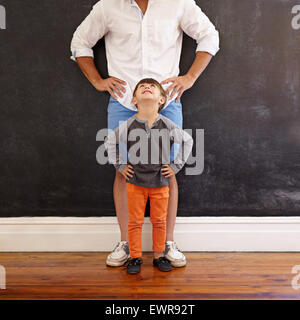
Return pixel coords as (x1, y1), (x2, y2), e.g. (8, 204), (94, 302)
(76, 57), (103, 88)
(75, 56), (126, 99)
(186, 51), (213, 82)
(161, 51), (214, 100)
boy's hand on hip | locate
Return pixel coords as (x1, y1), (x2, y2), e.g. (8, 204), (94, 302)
(121, 165), (134, 180)
(161, 74), (195, 102)
(161, 164), (175, 178)
(94, 77), (127, 100)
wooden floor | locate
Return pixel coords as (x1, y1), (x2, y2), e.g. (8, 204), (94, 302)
(0, 252), (300, 300)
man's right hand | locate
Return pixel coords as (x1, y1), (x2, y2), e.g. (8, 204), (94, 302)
(75, 57), (126, 100)
(94, 77), (127, 100)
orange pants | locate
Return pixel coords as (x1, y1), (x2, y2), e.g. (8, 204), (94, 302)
(126, 183), (169, 258)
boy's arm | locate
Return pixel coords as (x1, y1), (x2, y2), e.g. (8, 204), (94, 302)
(168, 123), (194, 174)
(104, 121), (128, 173)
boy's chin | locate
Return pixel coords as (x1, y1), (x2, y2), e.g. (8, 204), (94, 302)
(139, 96), (156, 102)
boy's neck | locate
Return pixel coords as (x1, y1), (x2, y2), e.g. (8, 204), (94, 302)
(136, 102), (159, 121)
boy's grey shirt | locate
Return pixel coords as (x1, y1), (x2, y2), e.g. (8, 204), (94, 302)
(104, 114), (193, 188)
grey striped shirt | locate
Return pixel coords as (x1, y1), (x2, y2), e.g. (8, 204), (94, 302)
(104, 114), (193, 188)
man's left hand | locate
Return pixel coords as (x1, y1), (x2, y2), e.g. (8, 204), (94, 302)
(161, 74), (196, 102)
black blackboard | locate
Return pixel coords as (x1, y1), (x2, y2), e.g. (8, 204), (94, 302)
(0, 0), (300, 217)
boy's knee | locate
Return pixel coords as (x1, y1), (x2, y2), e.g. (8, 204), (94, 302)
(150, 217), (166, 227)
(129, 216), (144, 226)
(128, 220), (144, 230)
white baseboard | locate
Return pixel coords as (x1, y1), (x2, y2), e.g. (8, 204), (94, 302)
(0, 216), (300, 252)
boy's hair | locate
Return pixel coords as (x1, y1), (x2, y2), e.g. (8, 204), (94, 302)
(133, 78), (167, 113)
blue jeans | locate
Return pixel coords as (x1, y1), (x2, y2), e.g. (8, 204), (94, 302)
(107, 96), (183, 162)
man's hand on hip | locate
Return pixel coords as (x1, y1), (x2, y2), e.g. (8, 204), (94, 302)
(94, 77), (127, 100)
(161, 74), (196, 102)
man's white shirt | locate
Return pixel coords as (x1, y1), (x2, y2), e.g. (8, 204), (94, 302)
(70, 0), (220, 111)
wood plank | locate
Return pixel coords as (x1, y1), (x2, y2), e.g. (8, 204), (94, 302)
(0, 253), (300, 299)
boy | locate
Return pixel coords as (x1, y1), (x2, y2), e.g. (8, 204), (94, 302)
(104, 78), (193, 274)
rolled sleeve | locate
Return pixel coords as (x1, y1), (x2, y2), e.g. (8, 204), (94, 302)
(169, 125), (194, 174)
(180, 0), (220, 56)
(70, 0), (107, 62)
(70, 48), (94, 62)
(104, 121), (129, 171)
(169, 162), (180, 175)
(117, 164), (127, 174)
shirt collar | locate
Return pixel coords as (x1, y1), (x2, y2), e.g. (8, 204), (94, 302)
(133, 113), (161, 125)
(130, 0), (155, 6)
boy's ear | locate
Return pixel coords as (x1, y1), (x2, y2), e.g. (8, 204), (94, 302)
(159, 96), (166, 106)
(132, 96), (137, 105)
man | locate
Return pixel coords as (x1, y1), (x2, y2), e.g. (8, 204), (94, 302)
(70, 0), (220, 267)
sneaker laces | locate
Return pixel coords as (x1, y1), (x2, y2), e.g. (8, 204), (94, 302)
(112, 241), (128, 253)
(167, 242), (182, 253)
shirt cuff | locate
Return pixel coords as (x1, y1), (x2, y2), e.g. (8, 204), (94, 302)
(196, 43), (220, 56)
(117, 164), (127, 173)
(70, 48), (94, 62)
(169, 163), (180, 175)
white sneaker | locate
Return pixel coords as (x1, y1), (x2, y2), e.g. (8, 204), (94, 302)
(106, 241), (130, 267)
(164, 241), (186, 267)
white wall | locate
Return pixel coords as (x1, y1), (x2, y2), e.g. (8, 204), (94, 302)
(0, 216), (300, 251)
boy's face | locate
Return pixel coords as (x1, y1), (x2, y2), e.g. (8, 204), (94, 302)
(132, 82), (166, 110)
